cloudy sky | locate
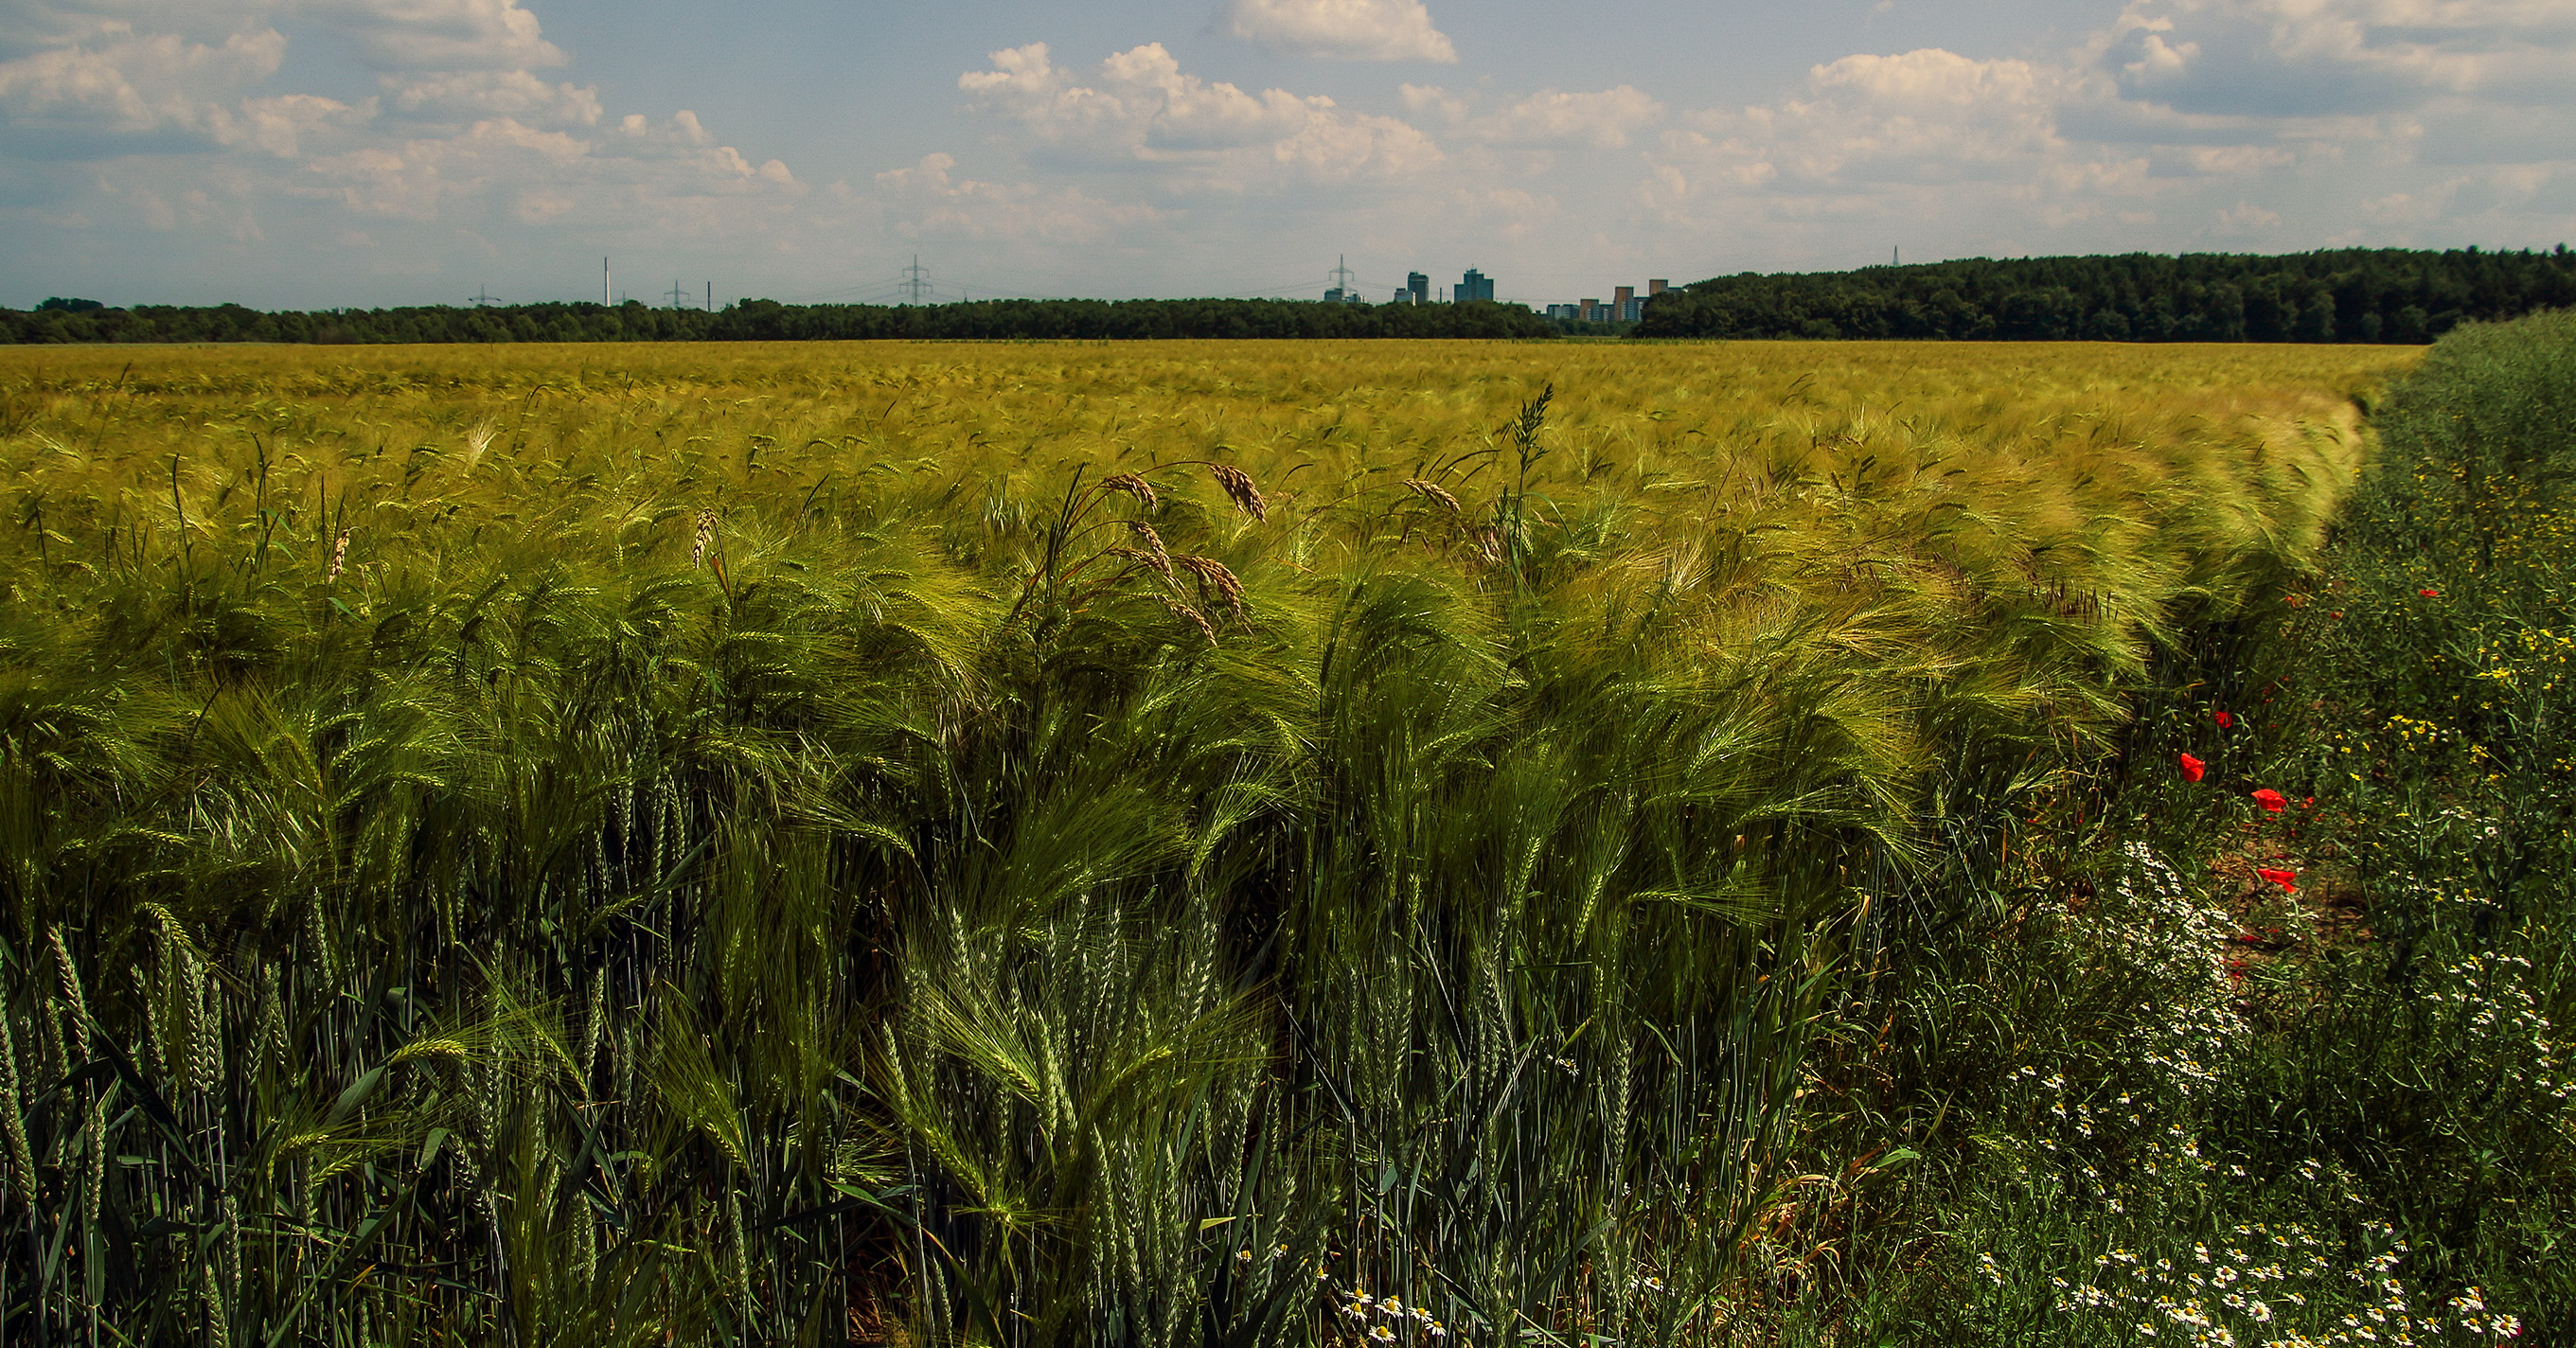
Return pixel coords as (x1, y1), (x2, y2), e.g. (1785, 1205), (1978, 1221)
(3, 0), (2570, 310)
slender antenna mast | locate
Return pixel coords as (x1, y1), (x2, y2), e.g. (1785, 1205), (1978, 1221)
(603, 257), (611, 305)
(903, 255), (930, 305)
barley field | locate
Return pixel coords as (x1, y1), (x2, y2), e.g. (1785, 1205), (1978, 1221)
(7, 334), (2568, 1347)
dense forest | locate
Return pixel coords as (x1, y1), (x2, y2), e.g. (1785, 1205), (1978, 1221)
(0, 294), (1555, 345)
(1637, 246), (2576, 342)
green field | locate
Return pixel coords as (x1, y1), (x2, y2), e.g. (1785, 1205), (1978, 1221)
(1, 334), (2567, 1347)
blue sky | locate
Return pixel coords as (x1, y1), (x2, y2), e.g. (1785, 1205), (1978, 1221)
(3, 0), (2570, 310)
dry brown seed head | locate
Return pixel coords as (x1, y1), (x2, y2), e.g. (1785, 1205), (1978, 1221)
(1403, 478), (1463, 514)
(1101, 472), (1159, 510)
(1173, 554), (1246, 614)
(328, 527), (353, 580)
(1126, 519), (1171, 566)
(692, 509), (718, 568)
(1209, 465), (1267, 522)
(1160, 595), (1218, 645)
(1108, 546), (1174, 580)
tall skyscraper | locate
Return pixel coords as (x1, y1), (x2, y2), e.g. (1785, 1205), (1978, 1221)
(1460, 269), (1494, 303)
(1408, 272), (1430, 305)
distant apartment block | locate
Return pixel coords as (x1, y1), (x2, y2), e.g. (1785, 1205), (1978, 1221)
(1549, 276), (1672, 325)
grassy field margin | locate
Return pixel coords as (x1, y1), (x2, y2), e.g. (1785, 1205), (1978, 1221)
(7, 339), (2534, 1346)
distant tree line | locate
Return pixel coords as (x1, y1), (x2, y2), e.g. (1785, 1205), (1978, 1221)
(1636, 247), (2576, 343)
(0, 295), (1556, 345)
(15, 247), (2571, 346)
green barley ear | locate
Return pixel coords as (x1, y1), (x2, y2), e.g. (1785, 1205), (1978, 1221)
(186, 948), (221, 1096)
(0, 1005), (29, 1217)
(81, 1086), (105, 1227)
(202, 1262), (228, 1346)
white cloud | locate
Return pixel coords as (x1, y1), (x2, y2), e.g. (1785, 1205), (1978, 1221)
(0, 27), (289, 143)
(1405, 84), (1666, 148)
(297, 0), (563, 72)
(292, 110), (799, 229)
(1216, 0), (1456, 62)
(1662, 50), (2098, 191)
(875, 151), (1165, 242)
(1471, 86), (1665, 148)
(2100, 0), (2576, 116)
(958, 42), (1441, 187)
(0, 0), (814, 285)
(383, 69), (599, 126)
(2211, 199), (2283, 234)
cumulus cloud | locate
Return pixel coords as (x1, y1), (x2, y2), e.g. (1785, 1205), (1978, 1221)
(0, 0), (806, 275)
(1463, 86), (1666, 148)
(300, 0), (564, 71)
(875, 151), (1164, 242)
(1661, 50), (2100, 192)
(382, 69), (599, 125)
(2099, 0), (2576, 116)
(958, 42), (1441, 186)
(0, 27), (290, 146)
(1216, 0), (1456, 62)
(291, 108), (798, 231)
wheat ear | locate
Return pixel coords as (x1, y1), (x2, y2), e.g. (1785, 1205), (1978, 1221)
(1209, 465), (1267, 522)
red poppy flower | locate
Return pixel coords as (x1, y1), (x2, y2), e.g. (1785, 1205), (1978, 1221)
(2179, 753), (2206, 783)
(2213, 710), (2234, 729)
(2251, 789), (2286, 812)
(2256, 867), (2298, 893)
(2419, 588), (2440, 598)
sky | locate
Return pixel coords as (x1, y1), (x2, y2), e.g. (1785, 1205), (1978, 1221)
(2, 0), (2571, 310)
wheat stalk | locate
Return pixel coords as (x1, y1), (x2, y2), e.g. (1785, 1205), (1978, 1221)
(1108, 547), (1174, 581)
(0, 1002), (30, 1216)
(1159, 595), (1218, 645)
(1171, 555), (1245, 615)
(1102, 472), (1160, 510)
(1403, 478), (1463, 514)
(1208, 465), (1267, 522)
(1126, 519), (1171, 568)
(692, 508), (719, 568)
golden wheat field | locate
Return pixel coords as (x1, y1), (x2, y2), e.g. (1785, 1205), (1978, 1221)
(1, 337), (2415, 591)
(0, 337), (2445, 1346)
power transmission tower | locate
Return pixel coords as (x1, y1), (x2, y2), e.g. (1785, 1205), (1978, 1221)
(665, 280), (689, 310)
(902, 255), (930, 305)
(469, 286), (501, 307)
(1330, 254), (1355, 295)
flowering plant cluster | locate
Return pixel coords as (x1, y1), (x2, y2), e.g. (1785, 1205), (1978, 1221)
(1961, 846), (2538, 1347)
